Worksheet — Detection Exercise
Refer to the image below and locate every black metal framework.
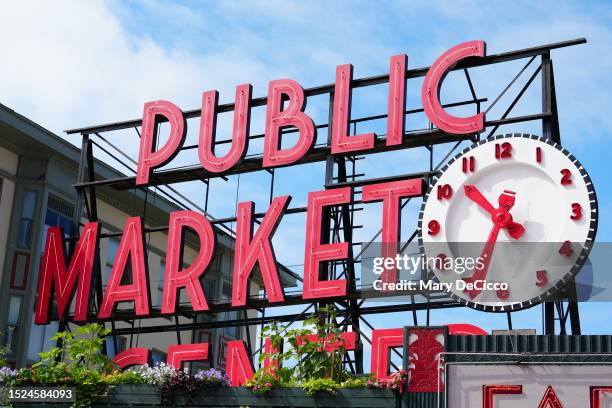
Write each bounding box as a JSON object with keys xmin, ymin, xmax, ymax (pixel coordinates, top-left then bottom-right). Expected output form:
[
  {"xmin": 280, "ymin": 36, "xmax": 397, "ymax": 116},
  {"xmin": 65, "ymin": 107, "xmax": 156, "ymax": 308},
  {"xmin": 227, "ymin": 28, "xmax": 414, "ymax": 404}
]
[{"xmin": 62, "ymin": 38, "xmax": 586, "ymax": 373}]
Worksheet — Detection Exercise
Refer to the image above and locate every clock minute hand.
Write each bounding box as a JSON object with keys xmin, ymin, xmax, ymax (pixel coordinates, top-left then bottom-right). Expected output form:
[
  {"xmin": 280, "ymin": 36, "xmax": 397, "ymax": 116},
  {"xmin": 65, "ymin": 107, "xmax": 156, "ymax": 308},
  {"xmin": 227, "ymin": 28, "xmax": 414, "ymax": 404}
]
[
  {"xmin": 464, "ymin": 222, "xmax": 501, "ymax": 299},
  {"xmin": 464, "ymin": 185, "xmax": 496, "ymax": 215}
]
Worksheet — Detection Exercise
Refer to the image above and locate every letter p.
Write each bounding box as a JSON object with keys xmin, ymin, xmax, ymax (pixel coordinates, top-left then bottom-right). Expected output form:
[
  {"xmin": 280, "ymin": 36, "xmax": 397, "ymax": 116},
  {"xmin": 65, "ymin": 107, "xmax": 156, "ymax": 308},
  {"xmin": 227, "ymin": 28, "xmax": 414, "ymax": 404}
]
[{"xmin": 136, "ymin": 101, "xmax": 186, "ymax": 185}]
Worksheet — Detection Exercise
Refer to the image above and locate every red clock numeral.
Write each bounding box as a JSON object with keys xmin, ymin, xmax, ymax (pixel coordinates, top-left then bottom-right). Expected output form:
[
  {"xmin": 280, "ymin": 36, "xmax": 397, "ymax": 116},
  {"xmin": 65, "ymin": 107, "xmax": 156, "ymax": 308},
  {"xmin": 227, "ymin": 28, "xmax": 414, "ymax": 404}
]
[
  {"xmin": 536, "ymin": 270, "xmax": 548, "ymax": 287},
  {"xmin": 570, "ymin": 203, "xmax": 582, "ymax": 220},
  {"xmin": 560, "ymin": 169, "xmax": 573, "ymax": 185},
  {"xmin": 427, "ymin": 220, "xmax": 440, "ymax": 236},
  {"xmin": 437, "ymin": 184, "xmax": 453, "ymax": 200},
  {"xmin": 495, "ymin": 142, "xmax": 512, "ymax": 159},
  {"xmin": 462, "ymin": 156, "xmax": 475, "ymax": 173},
  {"xmin": 435, "ymin": 253, "xmax": 449, "ymax": 271},
  {"xmin": 559, "ymin": 240, "xmax": 573, "ymax": 257},
  {"xmin": 496, "ymin": 287, "xmax": 510, "ymax": 300},
  {"xmin": 536, "ymin": 147, "xmax": 543, "ymax": 164}
]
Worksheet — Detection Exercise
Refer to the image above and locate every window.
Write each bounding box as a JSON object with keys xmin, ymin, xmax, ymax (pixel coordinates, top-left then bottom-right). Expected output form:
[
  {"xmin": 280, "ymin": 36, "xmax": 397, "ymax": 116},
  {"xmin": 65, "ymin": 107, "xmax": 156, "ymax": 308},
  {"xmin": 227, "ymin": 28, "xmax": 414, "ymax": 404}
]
[
  {"xmin": 157, "ymin": 261, "xmax": 165, "ymax": 306},
  {"xmin": 5, "ymin": 296, "xmax": 22, "ymax": 352},
  {"xmin": 151, "ymin": 349, "xmax": 166, "ymax": 366},
  {"xmin": 10, "ymin": 252, "xmax": 29, "ymax": 290},
  {"xmin": 40, "ymin": 194, "xmax": 74, "ymax": 250},
  {"xmin": 221, "ymin": 279, "xmax": 239, "ymax": 339},
  {"xmin": 17, "ymin": 191, "xmax": 37, "ymax": 249},
  {"xmin": 25, "ymin": 195, "xmax": 73, "ymax": 364},
  {"xmin": 105, "ymin": 336, "xmax": 127, "ymax": 357},
  {"xmin": 105, "ymin": 238, "xmax": 119, "ymax": 290}
]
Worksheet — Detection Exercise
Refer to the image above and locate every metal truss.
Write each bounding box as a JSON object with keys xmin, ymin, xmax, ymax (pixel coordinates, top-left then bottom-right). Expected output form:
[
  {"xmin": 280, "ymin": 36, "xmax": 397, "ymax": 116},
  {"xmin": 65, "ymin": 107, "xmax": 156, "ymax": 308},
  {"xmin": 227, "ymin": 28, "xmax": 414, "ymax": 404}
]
[{"xmin": 61, "ymin": 38, "xmax": 586, "ymax": 372}]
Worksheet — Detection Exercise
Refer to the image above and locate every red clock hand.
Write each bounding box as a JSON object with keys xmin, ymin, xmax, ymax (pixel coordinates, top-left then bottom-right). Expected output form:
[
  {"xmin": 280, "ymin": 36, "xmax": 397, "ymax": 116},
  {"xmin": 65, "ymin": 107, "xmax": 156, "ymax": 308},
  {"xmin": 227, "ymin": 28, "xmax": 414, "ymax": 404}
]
[
  {"xmin": 464, "ymin": 185, "xmax": 496, "ymax": 214},
  {"xmin": 463, "ymin": 190, "xmax": 523, "ymax": 299},
  {"xmin": 464, "ymin": 223, "xmax": 500, "ymax": 299},
  {"xmin": 464, "ymin": 187, "xmax": 526, "ymax": 240},
  {"xmin": 497, "ymin": 190, "xmax": 525, "ymax": 240},
  {"xmin": 506, "ymin": 222, "xmax": 525, "ymax": 240}
]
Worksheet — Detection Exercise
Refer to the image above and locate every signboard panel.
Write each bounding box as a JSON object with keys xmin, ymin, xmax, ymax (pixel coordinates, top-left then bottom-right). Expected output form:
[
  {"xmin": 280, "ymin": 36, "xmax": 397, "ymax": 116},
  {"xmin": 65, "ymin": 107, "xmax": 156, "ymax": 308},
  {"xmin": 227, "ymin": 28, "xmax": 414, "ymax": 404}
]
[{"xmin": 446, "ymin": 364, "xmax": 612, "ymax": 408}]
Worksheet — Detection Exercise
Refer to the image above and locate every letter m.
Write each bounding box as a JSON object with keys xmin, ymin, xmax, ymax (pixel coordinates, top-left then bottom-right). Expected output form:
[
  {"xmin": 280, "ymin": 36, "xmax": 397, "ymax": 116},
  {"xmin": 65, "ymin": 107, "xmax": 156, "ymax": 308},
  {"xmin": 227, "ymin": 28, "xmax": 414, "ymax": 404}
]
[{"xmin": 35, "ymin": 222, "xmax": 100, "ymax": 324}]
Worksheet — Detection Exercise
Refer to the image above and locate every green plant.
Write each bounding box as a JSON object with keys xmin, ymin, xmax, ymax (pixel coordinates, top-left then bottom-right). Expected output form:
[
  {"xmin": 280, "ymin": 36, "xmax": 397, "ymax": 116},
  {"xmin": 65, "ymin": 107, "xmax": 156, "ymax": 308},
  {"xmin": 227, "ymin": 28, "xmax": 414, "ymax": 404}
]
[
  {"xmin": 287, "ymin": 305, "xmax": 349, "ymax": 383},
  {"xmin": 27, "ymin": 323, "xmax": 114, "ymax": 408},
  {"xmin": 302, "ymin": 377, "xmax": 339, "ymax": 395},
  {"xmin": 104, "ymin": 370, "xmax": 149, "ymax": 385},
  {"xmin": 340, "ymin": 376, "xmax": 368, "ymax": 389},
  {"xmin": 37, "ymin": 323, "xmax": 113, "ymax": 371},
  {"xmin": 0, "ymin": 332, "xmax": 8, "ymax": 367},
  {"xmin": 247, "ymin": 305, "xmax": 359, "ymax": 394},
  {"xmin": 366, "ymin": 370, "xmax": 408, "ymax": 392},
  {"xmin": 244, "ymin": 371, "xmax": 280, "ymax": 394}
]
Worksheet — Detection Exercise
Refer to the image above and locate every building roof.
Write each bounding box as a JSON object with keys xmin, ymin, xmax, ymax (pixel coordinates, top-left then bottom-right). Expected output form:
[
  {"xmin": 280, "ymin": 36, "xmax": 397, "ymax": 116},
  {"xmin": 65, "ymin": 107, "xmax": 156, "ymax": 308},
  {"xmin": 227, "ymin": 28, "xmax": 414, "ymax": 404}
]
[{"xmin": 0, "ymin": 102, "xmax": 297, "ymax": 287}]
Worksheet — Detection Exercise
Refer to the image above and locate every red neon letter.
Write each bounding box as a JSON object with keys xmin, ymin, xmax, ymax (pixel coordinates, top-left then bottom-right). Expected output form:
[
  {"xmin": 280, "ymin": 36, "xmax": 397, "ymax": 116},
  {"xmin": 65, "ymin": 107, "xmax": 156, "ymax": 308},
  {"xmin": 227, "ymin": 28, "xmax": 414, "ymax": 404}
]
[
  {"xmin": 387, "ymin": 54, "xmax": 407, "ymax": 146},
  {"xmin": 362, "ymin": 178, "xmax": 422, "ymax": 285},
  {"xmin": 263, "ymin": 79, "xmax": 316, "ymax": 167},
  {"xmin": 483, "ymin": 385, "xmax": 523, "ymax": 408},
  {"xmin": 331, "ymin": 64, "xmax": 375, "ymax": 154},
  {"xmin": 232, "ymin": 196, "xmax": 290, "ymax": 306},
  {"xmin": 226, "ymin": 340, "xmax": 255, "ymax": 386},
  {"xmin": 35, "ymin": 222, "xmax": 100, "ymax": 324},
  {"xmin": 590, "ymin": 386, "xmax": 612, "ymax": 408},
  {"xmin": 263, "ymin": 337, "xmax": 282, "ymax": 376},
  {"xmin": 298, "ymin": 332, "xmax": 357, "ymax": 352},
  {"xmin": 161, "ymin": 211, "xmax": 215, "ymax": 314},
  {"xmin": 113, "ymin": 348, "xmax": 150, "ymax": 369},
  {"xmin": 303, "ymin": 188, "xmax": 351, "ymax": 299},
  {"xmin": 422, "ymin": 41, "xmax": 486, "ymax": 134},
  {"xmin": 537, "ymin": 386, "xmax": 564, "ymax": 408},
  {"xmin": 136, "ymin": 101, "xmax": 186, "ymax": 185},
  {"xmin": 370, "ymin": 328, "xmax": 403, "ymax": 380},
  {"xmin": 167, "ymin": 343, "xmax": 209, "ymax": 369},
  {"xmin": 99, "ymin": 217, "xmax": 150, "ymax": 318},
  {"xmin": 199, "ymin": 84, "xmax": 252, "ymax": 173},
  {"xmin": 447, "ymin": 323, "xmax": 487, "ymax": 336}
]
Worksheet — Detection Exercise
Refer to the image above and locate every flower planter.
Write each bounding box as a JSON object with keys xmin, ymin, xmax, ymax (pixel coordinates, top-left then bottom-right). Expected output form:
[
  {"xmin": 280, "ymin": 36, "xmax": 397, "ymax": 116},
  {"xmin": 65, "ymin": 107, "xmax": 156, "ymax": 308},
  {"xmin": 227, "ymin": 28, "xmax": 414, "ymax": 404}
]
[
  {"xmin": 11, "ymin": 385, "xmax": 397, "ymax": 407},
  {"xmin": 174, "ymin": 387, "xmax": 397, "ymax": 407}
]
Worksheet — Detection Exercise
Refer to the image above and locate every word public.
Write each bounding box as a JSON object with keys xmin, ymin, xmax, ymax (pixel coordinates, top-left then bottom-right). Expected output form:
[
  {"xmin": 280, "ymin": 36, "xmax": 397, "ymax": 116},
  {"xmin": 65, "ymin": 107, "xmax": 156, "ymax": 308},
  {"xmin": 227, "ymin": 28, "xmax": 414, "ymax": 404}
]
[{"xmin": 35, "ymin": 41, "xmax": 487, "ymax": 325}]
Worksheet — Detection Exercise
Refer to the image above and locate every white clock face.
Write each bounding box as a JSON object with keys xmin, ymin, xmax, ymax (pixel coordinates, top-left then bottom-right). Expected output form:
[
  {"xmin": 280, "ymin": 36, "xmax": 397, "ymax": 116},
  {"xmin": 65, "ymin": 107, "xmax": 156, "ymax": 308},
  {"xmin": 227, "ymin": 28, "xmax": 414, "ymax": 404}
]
[{"xmin": 418, "ymin": 134, "xmax": 597, "ymax": 311}]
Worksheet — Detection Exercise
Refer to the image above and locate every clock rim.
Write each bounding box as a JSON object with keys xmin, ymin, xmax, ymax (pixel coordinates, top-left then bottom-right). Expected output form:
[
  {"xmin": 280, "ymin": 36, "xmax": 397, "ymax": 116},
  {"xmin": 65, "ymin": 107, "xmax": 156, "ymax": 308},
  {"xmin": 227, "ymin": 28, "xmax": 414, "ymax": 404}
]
[{"xmin": 417, "ymin": 133, "xmax": 598, "ymax": 312}]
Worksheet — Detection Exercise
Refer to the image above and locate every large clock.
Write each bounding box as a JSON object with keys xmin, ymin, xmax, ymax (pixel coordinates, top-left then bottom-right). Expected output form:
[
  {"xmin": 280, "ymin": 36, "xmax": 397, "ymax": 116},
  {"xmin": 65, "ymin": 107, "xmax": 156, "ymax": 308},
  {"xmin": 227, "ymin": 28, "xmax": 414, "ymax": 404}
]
[{"xmin": 418, "ymin": 133, "xmax": 597, "ymax": 311}]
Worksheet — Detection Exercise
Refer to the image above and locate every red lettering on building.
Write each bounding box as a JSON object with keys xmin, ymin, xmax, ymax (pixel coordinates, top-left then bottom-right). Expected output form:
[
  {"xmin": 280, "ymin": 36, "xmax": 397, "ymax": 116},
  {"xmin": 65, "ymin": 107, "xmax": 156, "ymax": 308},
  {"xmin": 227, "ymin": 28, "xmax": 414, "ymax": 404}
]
[
  {"xmin": 263, "ymin": 79, "xmax": 316, "ymax": 167},
  {"xmin": 422, "ymin": 41, "xmax": 486, "ymax": 134},
  {"xmin": 362, "ymin": 178, "xmax": 422, "ymax": 285},
  {"xmin": 35, "ymin": 222, "xmax": 100, "ymax": 324},
  {"xmin": 303, "ymin": 188, "xmax": 351, "ymax": 299},
  {"xmin": 370, "ymin": 328, "xmax": 404, "ymax": 380},
  {"xmin": 199, "ymin": 84, "xmax": 252, "ymax": 172},
  {"xmin": 331, "ymin": 64, "xmax": 375, "ymax": 154},
  {"xmin": 232, "ymin": 196, "xmax": 290, "ymax": 306},
  {"xmin": 482, "ymin": 385, "xmax": 523, "ymax": 408},
  {"xmin": 161, "ymin": 211, "xmax": 215, "ymax": 314},
  {"xmin": 167, "ymin": 343, "xmax": 209, "ymax": 369},
  {"xmin": 99, "ymin": 217, "xmax": 150, "ymax": 319},
  {"xmin": 112, "ymin": 348, "xmax": 150, "ymax": 369},
  {"xmin": 136, "ymin": 101, "xmax": 186, "ymax": 185},
  {"xmin": 225, "ymin": 340, "xmax": 255, "ymax": 386},
  {"xmin": 386, "ymin": 54, "xmax": 408, "ymax": 146}
]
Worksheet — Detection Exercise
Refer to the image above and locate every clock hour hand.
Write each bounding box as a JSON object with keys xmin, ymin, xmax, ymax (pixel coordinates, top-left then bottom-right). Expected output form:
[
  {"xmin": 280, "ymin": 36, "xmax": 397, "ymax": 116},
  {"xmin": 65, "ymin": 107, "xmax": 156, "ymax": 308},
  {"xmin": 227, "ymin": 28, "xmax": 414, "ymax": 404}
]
[
  {"xmin": 498, "ymin": 190, "xmax": 515, "ymax": 211},
  {"xmin": 464, "ymin": 185, "xmax": 496, "ymax": 215},
  {"xmin": 497, "ymin": 190, "xmax": 525, "ymax": 240},
  {"xmin": 506, "ymin": 222, "xmax": 525, "ymax": 240}
]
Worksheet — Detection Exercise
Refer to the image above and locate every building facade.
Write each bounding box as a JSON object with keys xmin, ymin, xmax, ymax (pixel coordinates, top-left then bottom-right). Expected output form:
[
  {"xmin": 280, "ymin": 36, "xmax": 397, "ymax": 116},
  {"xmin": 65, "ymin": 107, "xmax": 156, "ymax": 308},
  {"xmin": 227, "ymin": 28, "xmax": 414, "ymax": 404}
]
[{"xmin": 0, "ymin": 103, "xmax": 278, "ymax": 368}]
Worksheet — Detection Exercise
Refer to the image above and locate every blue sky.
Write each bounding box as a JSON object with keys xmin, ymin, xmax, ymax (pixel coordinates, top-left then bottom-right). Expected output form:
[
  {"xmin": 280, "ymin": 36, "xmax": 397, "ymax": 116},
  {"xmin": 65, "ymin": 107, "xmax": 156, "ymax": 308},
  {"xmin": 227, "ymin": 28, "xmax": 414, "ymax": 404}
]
[{"xmin": 1, "ymin": 1, "xmax": 612, "ymax": 344}]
